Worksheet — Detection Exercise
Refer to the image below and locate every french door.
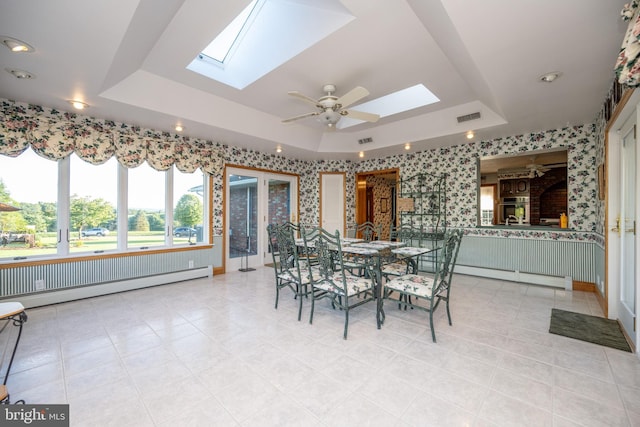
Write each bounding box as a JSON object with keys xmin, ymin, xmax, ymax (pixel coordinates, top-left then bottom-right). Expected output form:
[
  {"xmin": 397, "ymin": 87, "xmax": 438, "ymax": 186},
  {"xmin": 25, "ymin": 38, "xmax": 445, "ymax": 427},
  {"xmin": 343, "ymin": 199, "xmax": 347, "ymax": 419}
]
[
  {"xmin": 225, "ymin": 167, "xmax": 298, "ymax": 271},
  {"xmin": 617, "ymin": 115, "xmax": 637, "ymax": 347}
]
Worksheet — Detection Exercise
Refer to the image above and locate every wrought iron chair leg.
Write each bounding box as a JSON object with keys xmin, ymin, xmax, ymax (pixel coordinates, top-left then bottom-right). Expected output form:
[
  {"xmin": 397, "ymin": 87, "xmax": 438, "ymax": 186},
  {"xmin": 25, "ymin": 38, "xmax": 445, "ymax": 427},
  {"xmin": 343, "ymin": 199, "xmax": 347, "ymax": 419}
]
[
  {"xmin": 3, "ymin": 312, "xmax": 26, "ymax": 386},
  {"xmin": 429, "ymin": 309, "xmax": 436, "ymax": 343},
  {"xmin": 343, "ymin": 310, "xmax": 349, "ymax": 339}
]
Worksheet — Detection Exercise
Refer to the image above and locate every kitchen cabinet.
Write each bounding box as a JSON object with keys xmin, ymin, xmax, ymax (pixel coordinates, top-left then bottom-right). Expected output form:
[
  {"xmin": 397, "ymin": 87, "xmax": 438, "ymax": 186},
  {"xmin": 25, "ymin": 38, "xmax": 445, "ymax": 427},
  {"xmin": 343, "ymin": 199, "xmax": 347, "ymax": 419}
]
[{"xmin": 500, "ymin": 178, "xmax": 529, "ymax": 197}]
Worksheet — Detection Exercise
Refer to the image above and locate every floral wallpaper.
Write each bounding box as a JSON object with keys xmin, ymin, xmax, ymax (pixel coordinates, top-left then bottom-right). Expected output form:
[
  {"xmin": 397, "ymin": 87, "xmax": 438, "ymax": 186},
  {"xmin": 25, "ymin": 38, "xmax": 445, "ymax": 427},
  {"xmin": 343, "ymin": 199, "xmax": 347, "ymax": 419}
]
[
  {"xmin": 367, "ymin": 175, "xmax": 393, "ymax": 240},
  {"xmin": 1, "ymin": 98, "xmax": 603, "ymax": 246}
]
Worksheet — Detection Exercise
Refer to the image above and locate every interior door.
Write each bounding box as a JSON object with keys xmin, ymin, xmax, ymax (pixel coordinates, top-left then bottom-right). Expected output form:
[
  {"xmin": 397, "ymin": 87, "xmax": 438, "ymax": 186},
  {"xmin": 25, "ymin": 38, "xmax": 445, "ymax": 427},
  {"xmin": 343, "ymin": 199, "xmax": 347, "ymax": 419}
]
[
  {"xmin": 618, "ymin": 117, "xmax": 637, "ymax": 347},
  {"xmin": 225, "ymin": 167, "xmax": 298, "ymax": 271},
  {"xmin": 320, "ymin": 172, "xmax": 345, "ymax": 235}
]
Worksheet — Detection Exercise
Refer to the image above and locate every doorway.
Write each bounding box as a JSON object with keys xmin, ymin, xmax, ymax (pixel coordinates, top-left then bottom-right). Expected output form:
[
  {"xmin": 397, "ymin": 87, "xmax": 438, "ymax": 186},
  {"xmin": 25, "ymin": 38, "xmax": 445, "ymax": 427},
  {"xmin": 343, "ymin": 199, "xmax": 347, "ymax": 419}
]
[
  {"xmin": 225, "ymin": 166, "xmax": 298, "ymax": 271},
  {"xmin": 355, "ymin": 169, "xmax": 399, "ymax": 240}
]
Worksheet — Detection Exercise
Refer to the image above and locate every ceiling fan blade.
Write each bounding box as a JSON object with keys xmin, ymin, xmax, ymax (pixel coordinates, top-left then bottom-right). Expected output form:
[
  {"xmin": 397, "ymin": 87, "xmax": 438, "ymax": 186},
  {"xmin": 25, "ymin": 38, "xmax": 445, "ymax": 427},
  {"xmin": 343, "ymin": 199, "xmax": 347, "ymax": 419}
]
[
  {"xmin": 288, "ymin": 91, "xmax": 319, "ymax": 107},
  {"xmin": 344, "ymin": 109, "xmax": 380, "ymax": 123},
  {"xmin": 336, "ymin": 86, "xmax": 369, "ymax": 109},
  {"xmin": 281, "ymin": 111, "xmax": 318, "ymax": 123}
]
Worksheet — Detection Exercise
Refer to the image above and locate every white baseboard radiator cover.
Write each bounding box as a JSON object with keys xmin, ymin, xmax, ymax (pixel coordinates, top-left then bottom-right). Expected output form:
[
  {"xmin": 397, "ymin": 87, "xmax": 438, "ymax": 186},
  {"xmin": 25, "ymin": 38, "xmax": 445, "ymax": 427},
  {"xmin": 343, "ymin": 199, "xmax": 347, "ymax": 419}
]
[
  {"xmin": 0, "ymin": 250, "xmax": 213, "ymax": 308},
  {"xmin": 456, "ymin": 235, "xmax": 597, "ymax": 288}
]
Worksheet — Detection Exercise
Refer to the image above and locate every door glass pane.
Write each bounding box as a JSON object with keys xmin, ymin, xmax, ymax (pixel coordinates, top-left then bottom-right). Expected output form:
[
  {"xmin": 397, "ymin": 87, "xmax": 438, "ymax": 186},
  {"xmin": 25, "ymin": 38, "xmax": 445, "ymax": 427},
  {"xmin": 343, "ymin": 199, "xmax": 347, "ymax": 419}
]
[
  {"xmin": 0, "ymin": 148, "xmax": 58, "ymax": 259},
  {"xmin": 70, "ymin": 154, "xmax": 118, "ymax": 253},
  {"xmin": 128, "ymin": 163, "xmax": 166, "ymax": 248},
  {"xmin": 173, "ymin": 167, "xmax": 204, "ymax": 244},
  {"xmin": 229, "ymin": 174, "xmax": 257, "ymax": 259}
]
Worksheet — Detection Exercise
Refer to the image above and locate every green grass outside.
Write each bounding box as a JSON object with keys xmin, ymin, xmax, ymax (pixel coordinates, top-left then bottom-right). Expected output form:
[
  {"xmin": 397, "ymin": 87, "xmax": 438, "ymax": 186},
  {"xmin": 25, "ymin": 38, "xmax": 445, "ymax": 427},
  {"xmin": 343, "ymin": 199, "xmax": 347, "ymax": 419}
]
[{"xmin": 0, "ymin": 231, "xmax": 197, "ymax": 258}]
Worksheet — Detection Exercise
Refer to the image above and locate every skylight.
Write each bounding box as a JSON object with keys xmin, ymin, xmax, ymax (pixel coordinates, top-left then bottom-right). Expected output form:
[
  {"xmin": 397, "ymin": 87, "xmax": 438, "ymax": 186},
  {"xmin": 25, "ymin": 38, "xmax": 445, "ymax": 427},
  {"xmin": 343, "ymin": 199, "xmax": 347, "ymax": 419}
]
[
  {"xmin": 188, "ymin": 0, "xmax": 355, "ymax": 90},
  {"xmin": 337, "ymin": 84, "xmax": 440, "ymax": 129},
  {"xmin": 200, "ymin": 0, "xmax": 260, "ymax": 64}
]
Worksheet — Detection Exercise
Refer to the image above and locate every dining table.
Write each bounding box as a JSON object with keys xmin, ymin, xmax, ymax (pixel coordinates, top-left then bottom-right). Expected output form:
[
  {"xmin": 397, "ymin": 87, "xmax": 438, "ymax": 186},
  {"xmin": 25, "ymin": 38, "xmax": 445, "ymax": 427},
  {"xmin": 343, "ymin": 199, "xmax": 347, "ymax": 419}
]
[{"xmin": 296, "ymin": 237, "xmax": 435, "ymax": 329}]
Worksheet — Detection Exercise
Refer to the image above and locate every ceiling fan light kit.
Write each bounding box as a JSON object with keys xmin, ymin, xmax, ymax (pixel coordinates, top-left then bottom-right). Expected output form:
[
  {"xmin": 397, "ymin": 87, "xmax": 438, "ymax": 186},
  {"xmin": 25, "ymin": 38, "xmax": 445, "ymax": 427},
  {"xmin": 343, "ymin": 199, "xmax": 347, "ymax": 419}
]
[
  {"xmin": 282, "ymin": 84, "xmax": 380, "ymax": 128},
  {"xmin": 317, "ymin": 109, "xmax": 341, "ymax": 125}
]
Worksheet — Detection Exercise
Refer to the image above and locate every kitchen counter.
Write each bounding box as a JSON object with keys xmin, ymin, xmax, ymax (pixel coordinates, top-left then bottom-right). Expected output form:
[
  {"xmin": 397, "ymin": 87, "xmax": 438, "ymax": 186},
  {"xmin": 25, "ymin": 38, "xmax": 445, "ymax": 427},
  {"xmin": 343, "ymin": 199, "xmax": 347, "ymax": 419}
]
[{"xmin": 478, "ymin": 225, "xmax": 573, "ymax": 231}]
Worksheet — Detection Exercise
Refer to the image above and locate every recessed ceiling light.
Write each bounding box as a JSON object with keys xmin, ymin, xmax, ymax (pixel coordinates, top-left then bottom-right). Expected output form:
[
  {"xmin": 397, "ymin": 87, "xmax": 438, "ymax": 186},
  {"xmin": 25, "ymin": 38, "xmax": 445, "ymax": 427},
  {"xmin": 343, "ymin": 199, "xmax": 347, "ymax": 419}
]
[
  {"xmin": 2, "ymin": 37, "xmax": 35, "ymax": 53},
  {"xmin": 68, "ymin": 100, "xmax": 88, "ymax": 110},
  {"xmin": 5, "ymin": 68, "xmax": 34, "ymax": 79},
  {"xmin": 359, "ymin": 151, "xmax": 364, "ymax": 158},
  {"xmin": 276, "ymin": 146, "xmax": 282, "ymax": 153},
  {"xmin": 175, "ymin": 124, "xmax": 184, "ymax": 132},
  {"xmin": 466, "ymin": 130, "xmax": 474, "ymax": 139},
  {"xmin": 404, "ymin": 143, "xmax": 411, "ymax": 150},
  {"xmin": 539, "ymin": 72, "xmax": 561, "ymax": 83}
]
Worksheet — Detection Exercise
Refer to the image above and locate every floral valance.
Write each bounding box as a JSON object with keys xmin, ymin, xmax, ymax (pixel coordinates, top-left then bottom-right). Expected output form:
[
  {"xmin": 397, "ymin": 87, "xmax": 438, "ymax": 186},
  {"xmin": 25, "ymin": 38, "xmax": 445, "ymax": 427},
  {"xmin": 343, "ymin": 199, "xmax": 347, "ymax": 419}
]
[
  {"xmin": 616, "ymin": 1, "xmax": 640, "ymax": 87},
  {"xmin": 0, "ymin": 100, "xmax": 224, "ymax": 175}
]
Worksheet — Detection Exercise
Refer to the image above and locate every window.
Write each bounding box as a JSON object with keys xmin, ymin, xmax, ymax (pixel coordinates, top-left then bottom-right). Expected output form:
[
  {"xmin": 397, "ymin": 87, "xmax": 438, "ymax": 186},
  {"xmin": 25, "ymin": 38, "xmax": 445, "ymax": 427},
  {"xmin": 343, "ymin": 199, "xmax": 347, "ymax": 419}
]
[
  {"xmin": 480, "ymin": 185, "xmax": 494, "ymax": 226},
  {"xmin": 173, "ymin": 167, "xmax": 205, "ymax": 244},
  {"xmin": 0, "ymin": 148, "xmax": 58, "ymax": 259},
  {"xmin": 70, "ymin": 154, "xmax": 118, "ymax": 253},
  {"xmin": 127, "ymin": 163, "xmax": 166, "ymax": 249},
  {"xmin": 1, "ymin": 151, "xmax": 209, "ymax": 262}
]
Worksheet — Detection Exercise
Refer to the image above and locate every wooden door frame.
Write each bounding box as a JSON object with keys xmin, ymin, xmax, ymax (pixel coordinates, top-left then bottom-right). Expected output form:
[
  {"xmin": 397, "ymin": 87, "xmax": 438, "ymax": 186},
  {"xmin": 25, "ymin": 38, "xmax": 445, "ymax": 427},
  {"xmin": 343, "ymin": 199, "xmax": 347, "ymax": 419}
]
[{"xmin": 355, "ymin": 168, "xmax": 400, "ymax": 228}]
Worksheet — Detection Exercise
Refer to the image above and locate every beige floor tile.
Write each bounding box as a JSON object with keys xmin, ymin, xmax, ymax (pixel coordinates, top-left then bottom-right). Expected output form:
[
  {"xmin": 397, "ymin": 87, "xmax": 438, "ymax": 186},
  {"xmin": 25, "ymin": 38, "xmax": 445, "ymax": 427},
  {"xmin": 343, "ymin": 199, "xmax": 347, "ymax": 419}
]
[{"xmin": 5, "ymin": 269, "xmax": 638, "ymax": 426}]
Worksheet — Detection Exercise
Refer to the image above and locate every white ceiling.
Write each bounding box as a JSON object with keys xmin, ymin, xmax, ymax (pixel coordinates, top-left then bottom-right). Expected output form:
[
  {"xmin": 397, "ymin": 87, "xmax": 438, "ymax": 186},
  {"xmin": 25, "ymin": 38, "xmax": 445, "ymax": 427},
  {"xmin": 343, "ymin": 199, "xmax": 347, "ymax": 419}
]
[{"xmin": 0, "ymin": 0, "xmax": 629, "ymax": 161}]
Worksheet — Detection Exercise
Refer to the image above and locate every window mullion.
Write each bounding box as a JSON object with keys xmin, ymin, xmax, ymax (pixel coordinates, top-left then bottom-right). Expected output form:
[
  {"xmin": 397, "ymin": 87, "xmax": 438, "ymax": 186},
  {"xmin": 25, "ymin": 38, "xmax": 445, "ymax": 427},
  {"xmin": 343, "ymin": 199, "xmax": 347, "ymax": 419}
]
[{"xmin": 58, "ymin": 156, "xmax": 70, "ymax": 256}]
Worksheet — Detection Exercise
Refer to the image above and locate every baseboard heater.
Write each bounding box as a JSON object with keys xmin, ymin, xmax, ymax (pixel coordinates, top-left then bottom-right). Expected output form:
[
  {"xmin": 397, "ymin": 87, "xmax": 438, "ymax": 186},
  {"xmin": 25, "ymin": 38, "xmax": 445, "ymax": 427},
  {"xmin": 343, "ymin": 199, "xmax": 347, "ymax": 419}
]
[
  {"xmin": 1, "ymin": 267, "xmax": 212, "ymax": 309},
  {"xmin": 455, "ymin": 265, "xmax": 571, "ymax": 289}
]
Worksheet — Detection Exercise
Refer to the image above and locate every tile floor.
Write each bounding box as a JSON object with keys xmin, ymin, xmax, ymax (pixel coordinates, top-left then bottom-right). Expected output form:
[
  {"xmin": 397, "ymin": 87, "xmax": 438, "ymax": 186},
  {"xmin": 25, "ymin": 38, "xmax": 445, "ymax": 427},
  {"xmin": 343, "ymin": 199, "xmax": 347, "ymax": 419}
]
[{"xmin": 2, "ymin": 267, "xmax": 640, "ymax": 426}]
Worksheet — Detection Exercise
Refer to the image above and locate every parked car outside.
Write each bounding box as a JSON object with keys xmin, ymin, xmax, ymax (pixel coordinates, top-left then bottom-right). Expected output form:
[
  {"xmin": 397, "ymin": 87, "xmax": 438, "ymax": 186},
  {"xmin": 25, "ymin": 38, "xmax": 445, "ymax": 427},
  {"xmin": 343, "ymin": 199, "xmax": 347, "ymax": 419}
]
[
  {"xmin": 81, "ymin": 227, "xmax": 110, "ymax": 237},
  {"xmin": 173, "ymin": 227, "xmax": 196, "ymax": 237}
]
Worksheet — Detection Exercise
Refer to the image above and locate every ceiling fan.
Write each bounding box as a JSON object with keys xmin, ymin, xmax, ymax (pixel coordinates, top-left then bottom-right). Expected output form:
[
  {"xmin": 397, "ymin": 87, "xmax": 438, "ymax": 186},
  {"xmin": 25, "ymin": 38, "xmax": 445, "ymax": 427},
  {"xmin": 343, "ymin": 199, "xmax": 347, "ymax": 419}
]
[
  {"xmin": 282, "ymin": 84, "xmax": 380, "ymax": 128},
  {"xmin": 525, "ymin": 156, "xmax": 552, "ymax": 178}
]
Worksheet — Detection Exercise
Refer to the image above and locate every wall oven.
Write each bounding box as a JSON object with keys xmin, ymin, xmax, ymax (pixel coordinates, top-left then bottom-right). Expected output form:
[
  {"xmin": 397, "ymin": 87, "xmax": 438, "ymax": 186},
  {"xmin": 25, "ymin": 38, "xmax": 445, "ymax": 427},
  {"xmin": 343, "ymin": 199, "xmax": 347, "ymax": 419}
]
[{"xmin": 499, "ymin": 196, "xmax": 529, "ymax": 224}]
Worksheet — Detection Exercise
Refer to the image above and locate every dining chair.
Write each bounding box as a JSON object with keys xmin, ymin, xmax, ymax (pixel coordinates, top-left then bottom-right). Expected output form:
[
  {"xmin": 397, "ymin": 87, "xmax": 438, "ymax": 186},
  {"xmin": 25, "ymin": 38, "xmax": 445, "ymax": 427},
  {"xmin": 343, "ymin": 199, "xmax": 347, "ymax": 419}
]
[
  {"xmin": 354, "ymin": 221, "xmax": 381, "ymax": 241},
  {"xmin": 267, "ymin": 223, "xmax": 314, "ymax": 321},
  {"xmin": 383, "ymin": 228, "xmax": 463, "ymax": 342},
  {"xmin": 302, "ymin": 226, "xmax": 376, "ymax": 339},
  {"xmin": 343, "ymin": 221, "xmax": 382, "ymax": 276},
  {"xmin": 0, "ymin": 302, "xmax": 27, "ymax": 404},
  {"xmin": 382, "ymin": 224, "xmax": 422, "ymax": 281}
]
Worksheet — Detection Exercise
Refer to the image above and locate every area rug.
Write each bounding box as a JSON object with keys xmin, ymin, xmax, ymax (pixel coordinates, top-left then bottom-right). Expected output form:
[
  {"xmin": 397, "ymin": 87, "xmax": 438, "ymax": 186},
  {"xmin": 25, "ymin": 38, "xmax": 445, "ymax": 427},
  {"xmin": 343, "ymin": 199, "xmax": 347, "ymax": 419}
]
[{"xmin": 549, "ymin": 308, "xmax": 632, "ymax": 352}]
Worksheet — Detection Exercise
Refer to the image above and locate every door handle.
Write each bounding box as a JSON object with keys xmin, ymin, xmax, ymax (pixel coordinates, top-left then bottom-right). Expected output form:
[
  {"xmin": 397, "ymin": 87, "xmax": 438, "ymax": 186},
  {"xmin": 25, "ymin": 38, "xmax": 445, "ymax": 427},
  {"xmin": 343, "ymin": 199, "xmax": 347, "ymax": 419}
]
[
  {"xmin": 612, "ymin": 217, "xmax": 637, "ymax": 234},
  {"xmin": 611, "ymin": 217, "xmax": 621, "ymax": 235},
  {"xmin": 625, "ymin": 219, "xmax": 636, "ymax": 234}
]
